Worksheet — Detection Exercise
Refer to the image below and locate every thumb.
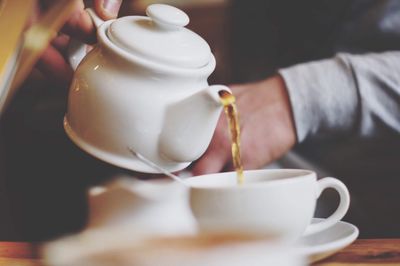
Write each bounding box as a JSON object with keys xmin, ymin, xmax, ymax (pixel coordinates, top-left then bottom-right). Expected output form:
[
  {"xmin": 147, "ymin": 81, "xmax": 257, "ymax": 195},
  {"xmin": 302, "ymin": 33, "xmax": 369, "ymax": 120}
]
[{"xmin": 94, "ymin": 0, "xmax": 122, "ymax": 20}]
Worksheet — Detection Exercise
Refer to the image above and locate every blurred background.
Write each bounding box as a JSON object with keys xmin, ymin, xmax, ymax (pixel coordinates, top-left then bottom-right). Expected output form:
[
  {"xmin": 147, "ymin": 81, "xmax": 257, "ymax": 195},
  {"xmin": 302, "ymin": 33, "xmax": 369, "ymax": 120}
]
[{"xmin": 1, "ymin": 0, "xmax": 399, "ymax": 241}]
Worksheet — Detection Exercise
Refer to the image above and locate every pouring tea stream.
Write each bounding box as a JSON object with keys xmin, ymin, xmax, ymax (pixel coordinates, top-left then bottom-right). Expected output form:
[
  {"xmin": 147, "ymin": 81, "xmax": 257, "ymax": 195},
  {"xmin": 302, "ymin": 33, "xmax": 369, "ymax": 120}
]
[{"xmin": 64, "ymin": 4, "xmax": 232, "ymax": 173}]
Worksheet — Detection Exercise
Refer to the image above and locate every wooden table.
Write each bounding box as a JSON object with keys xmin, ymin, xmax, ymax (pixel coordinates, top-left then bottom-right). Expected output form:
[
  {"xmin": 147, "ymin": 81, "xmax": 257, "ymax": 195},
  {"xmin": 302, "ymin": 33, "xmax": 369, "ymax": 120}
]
[
  {"xmin": 0, "ymin": 239, "xmax": 399, "ymax": 265},
  {"xmin": 314, "ymin": 239, "xmax": 400, "ymax": 265}
]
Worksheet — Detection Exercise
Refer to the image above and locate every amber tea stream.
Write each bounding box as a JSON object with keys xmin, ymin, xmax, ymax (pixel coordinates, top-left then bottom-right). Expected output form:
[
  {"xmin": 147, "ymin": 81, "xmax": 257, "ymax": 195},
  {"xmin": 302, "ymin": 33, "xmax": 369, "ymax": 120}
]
[{"xmin": 218, "ymin": 90, "xmax": 244, "ymax": 185}]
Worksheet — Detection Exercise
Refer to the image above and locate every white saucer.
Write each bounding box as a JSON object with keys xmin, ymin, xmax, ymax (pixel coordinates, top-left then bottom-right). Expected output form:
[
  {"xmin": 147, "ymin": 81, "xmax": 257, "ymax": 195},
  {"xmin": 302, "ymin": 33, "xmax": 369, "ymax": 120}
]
[{"xmin": 296, "ymin": 218, "xmax": 359, "ymax": 262}]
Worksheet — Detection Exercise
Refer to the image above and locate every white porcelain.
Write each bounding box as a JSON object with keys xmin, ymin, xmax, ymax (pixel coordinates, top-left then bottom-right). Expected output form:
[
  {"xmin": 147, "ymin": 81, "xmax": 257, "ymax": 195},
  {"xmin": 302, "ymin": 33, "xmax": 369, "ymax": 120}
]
[
  {"xmin": 87, "ymin": 177, "xmax": 196, "ymax": 237},
  {"xmin": 42, "ymin": 174, "xmax": 356, "ymax": 266},
  {"xmin": 44, "ymin": 229, "xmax": 306, "ymax": 266},
  {"xmin": 65, "ymin": 4, "xmax": 230, "ymax": 173},
  {"xmin": 297, "ymin": 218, "xmax": 359, "ymax": 262},
  {"xmin": 44, "ymin": 176, "xmax": 306, "ymax": 265},
  {"xmin": 43, "ymin": 217, "xmax": 355, "ymax": 266},
  {"xmin": 108, "ymin": 4, "xmax": 210, "ymax": 68},
  {"xmin": 186, "ymin": 169, "xmax": 350, "ymax": 242}
]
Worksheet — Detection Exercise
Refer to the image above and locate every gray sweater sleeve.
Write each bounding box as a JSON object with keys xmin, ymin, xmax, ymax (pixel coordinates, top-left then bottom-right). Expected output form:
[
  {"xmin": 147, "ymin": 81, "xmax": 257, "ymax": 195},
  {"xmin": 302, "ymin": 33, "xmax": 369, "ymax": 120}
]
[{"xmin": 279, "ymin": 51, "xmax": 400, "ymax": 142}]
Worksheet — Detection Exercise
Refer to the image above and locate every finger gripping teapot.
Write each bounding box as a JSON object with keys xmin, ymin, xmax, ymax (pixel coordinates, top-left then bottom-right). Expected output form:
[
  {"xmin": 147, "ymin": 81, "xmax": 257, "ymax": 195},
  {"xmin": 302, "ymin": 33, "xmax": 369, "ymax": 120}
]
[{"xmin": 64, "ymin": 4, "xmax": 231, "ymax": 173}]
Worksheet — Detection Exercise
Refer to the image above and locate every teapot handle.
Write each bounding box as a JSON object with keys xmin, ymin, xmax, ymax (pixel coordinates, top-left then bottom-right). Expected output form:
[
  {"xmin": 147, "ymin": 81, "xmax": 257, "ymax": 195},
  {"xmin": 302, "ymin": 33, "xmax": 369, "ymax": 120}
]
[{"xmin": 68, "ymin": 8, "xmax": 105, "ymax": 70}]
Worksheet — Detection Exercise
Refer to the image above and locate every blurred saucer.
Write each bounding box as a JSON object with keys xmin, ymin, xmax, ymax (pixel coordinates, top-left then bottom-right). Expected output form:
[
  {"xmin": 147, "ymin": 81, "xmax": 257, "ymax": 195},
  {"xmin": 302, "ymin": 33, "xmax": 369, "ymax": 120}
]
[
  {"xmin": 296, "ymin": 218, "xmax": 359, "ymax": 262},
  {"xmin": 43, "ymin": 218, "xmax": 357, "ymax": 265},
  {"xmin": 43, "ymin": 230, "xmax": 306, "ymax": 266}
]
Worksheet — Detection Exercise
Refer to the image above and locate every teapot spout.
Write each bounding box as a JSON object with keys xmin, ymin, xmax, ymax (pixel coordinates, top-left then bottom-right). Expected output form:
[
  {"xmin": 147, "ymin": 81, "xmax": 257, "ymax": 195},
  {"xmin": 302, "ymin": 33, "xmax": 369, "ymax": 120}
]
[{"xmin": 159, "ymin": 85, "xmax": 231, "ymax": 163}]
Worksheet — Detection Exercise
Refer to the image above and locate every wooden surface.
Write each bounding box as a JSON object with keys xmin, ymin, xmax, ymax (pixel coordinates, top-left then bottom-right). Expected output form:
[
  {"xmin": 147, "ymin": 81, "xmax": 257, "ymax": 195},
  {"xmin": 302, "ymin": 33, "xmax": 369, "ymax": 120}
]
[
  {"xmin": 315, "ymin": 239, "xmax": 400, "ymax": 265},
  {"xmin": 0, "ymin": 239, "xmax": 399, "ymax": 265}
]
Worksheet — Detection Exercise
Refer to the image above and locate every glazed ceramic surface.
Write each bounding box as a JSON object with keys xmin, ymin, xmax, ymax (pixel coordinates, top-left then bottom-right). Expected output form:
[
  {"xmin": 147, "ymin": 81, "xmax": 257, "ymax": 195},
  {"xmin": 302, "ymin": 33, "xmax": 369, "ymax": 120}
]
[
  {"xmin": 297, "ymin": 218, "xmax": 359, "ymax": 262},
  {"xmin": 186, "ymin": 169, "xmax": 350, "ymax": 241},
  {"xmin": 65, "ymin": 5, "xmax": 230, "ymax": 172},
  {"xmin": 43, "ymin": 174, "xmax": 356, "ymax": 266}
]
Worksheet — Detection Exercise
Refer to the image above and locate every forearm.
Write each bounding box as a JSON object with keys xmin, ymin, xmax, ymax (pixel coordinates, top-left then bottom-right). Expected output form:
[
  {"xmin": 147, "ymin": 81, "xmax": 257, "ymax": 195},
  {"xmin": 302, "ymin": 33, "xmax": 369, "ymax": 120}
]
[{"xmin": 279, "ymin": 51, "xmax": 400, "ymax": 142}]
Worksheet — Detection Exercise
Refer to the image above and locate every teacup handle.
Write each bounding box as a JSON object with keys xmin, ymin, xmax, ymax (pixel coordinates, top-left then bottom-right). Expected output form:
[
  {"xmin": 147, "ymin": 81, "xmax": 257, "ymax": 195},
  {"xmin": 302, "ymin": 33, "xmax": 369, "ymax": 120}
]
[
  {"xmin": 68, "ymin": 8, "xmax": 105, "ymax": 70},
  {"xmin": 304, "ymin": 177, "xmax": 350, "ymax": 235}
]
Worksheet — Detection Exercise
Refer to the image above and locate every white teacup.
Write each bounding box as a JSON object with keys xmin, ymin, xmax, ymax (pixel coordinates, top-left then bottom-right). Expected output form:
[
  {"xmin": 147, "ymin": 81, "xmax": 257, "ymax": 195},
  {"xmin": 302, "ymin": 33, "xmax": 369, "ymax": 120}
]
[{"xmin": 186, "ymin": 169, "xmax": 350, "ymax": 241}]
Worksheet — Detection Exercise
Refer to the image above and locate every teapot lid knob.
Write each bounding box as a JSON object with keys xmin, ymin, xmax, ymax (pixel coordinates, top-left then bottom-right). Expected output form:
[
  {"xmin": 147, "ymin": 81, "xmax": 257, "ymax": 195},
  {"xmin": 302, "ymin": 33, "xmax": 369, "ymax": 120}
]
[
  {"xmin": 146, "ymin": 4, "xmax": 189, "ymax": 30},
  {"xmin": 106, "ymin": 4, "xmax": 211, "ymax": 68}
]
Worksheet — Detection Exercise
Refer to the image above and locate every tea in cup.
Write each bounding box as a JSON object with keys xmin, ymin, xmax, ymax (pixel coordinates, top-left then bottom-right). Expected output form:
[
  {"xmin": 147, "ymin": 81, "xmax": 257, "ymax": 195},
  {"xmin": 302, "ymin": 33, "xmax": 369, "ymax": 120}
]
[{"xmin": 186, "ymin": 169, "xmax": 350, "ymax": 241}]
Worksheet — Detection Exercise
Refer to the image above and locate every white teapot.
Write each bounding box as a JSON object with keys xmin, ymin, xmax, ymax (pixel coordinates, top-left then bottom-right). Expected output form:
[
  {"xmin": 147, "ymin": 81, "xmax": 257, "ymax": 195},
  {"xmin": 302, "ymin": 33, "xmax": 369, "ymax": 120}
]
[{"xmin": 64, "ymin": 4, "xmax": 231, "ymax": 173}]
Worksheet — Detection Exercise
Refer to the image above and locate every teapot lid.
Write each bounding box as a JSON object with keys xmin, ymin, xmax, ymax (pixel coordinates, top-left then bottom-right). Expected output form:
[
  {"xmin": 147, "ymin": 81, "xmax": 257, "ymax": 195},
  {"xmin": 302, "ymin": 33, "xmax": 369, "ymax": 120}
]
[{"xmin": 107, "ymin": 4, "xmax": 212, "ymax": 68}]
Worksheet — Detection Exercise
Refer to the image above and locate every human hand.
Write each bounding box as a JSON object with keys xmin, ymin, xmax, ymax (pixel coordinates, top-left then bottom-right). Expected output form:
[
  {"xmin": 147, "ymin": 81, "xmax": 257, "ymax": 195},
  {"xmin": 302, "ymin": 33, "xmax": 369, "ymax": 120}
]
[
  {"xmin": 191, "ymin": 75, "xmax": 297, "ymax": 175},
  {"xmin": 34, "ymin": 0, "xmax": 123, "ymax": 84}
]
